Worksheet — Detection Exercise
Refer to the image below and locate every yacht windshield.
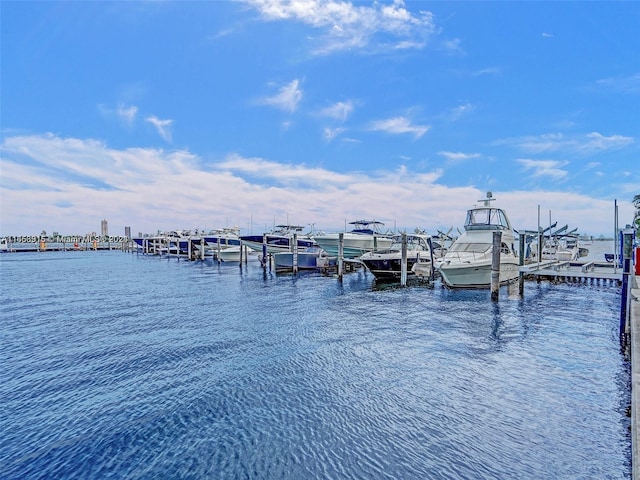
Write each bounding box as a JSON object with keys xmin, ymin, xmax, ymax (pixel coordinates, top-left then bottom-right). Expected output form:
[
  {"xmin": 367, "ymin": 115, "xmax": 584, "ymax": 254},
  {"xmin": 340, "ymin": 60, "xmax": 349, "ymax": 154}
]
[
  {"xmin": 449, "ymin": 242, "xmax": 491, "ymax": 253},
  {"xmin": 389, "ymin": 235, "xmax": 429, "ymax": 251}
]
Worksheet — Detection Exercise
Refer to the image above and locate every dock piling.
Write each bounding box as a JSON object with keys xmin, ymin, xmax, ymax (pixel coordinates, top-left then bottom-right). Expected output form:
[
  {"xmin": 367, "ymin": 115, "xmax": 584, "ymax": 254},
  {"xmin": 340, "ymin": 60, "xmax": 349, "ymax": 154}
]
[
  {"xmin": 491, "ymin": 231, "xmax": 502, "ymax": 301},
  {"xmin": 338, "ymin": 232, "xmax": 344, "ymax": 282},
  {"xmin": 400, "ymin": 233, "xmax": 407, "ymax": 286}
]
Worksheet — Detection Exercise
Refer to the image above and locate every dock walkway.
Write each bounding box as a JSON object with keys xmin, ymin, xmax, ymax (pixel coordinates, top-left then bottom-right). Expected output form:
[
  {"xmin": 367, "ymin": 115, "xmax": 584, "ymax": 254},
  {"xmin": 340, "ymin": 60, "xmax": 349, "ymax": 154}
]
[{"xmin": 519, "ymin": 260, "xmax": 622, "ymax": 282}]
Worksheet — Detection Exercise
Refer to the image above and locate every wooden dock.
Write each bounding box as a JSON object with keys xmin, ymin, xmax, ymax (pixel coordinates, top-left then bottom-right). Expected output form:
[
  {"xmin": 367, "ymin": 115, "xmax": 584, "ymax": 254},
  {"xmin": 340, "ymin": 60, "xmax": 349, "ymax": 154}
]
[{"xmin": 519, "ymin": 260, "xmax": 622, "ymax": 283}]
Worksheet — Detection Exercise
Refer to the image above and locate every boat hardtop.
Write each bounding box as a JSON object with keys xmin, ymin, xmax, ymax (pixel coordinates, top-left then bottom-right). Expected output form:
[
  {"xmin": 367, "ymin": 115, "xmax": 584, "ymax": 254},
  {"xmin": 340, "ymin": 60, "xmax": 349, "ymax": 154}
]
[
  {"xmin": 346, "ymin": 220, "xmax": 387, "ymax": 235},
  {"xmin": 463, "ymin": 194, "xmax": 512, "ymax": 232}
]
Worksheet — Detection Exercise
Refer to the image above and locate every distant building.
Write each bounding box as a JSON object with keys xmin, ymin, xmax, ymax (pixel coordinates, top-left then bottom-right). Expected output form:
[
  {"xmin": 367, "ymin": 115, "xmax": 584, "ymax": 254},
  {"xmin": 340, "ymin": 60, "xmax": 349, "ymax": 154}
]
[
  {"xmin": 101, "ymin": 219, "xmax": 108, "ymax": 236},
  {"xmin": 124, "ymin": 226, "xmax": 131, "ymax": 239}
]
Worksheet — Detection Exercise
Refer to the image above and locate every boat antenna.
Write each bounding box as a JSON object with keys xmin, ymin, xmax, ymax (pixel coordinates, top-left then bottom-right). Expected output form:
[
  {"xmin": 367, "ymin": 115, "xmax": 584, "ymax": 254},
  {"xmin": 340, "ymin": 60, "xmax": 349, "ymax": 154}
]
[{"xmin": 479, "ymin": 191, "xmax": 495, "ymax": 207}]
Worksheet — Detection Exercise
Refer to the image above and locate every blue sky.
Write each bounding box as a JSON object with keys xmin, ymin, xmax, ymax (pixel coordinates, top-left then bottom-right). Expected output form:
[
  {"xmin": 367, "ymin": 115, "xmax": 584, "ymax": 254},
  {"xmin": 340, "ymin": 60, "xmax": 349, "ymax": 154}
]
[{"xmin": 1, "ymin": 1, "xmax": 638, "ymax": 238}]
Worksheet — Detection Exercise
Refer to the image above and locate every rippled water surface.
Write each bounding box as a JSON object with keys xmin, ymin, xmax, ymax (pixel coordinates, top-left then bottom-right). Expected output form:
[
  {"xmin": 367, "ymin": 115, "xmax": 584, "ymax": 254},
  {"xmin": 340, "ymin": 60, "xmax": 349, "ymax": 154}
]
[{"xmin": 0, "ymin": 247, "xmax": 631, "ymax": 479}]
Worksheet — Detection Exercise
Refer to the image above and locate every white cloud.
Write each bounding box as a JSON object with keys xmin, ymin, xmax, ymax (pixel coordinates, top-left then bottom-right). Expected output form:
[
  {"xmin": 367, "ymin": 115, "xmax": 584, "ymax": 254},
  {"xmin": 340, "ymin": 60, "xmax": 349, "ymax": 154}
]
[
  {"xmin": 439, "ymin": 38, "xmax": 464, "ymax": 56},
  {"xmin": 261, "ymin": 79, "xmax": 303, "ymax": 113},
  {"xmin": 448, "ymin": 102, "xmax": 475, "ymax": 121},
  {"xmin": 323, "ymin": 127, "xmax": 346, "ymax": 141},
  {"xmin": 369, "ymin": 116, "xmax": 430, "ymax": 139},
  {"xmin": 581, "ymin": 132, "xmax": 634, "ymax": 153},
  {"xmin": 594, "ymin": 72, "xmax": 640, "ymax": 94},
  {"xmin": 318, "ymin": 100, "xmax": 354, "ymax": 121},
  {"xmin": 0, "ymin": 133, "xmax": 633, "ymax": 237},
  {"xmin": 117, "ymin": 103, "xmax": 138, "ymax": 126},
  {"xmin": 498, "ymin": 132, "xmax": 634, "ymax": 155},
  {"xmin": 146, "ymin": 116, "xmax": 173, "ymax": 142},
  {"xmin": 438, "ymin": 151, "xmax": 481, "ymax": 162},
  {"xmin": 517, "ymin": 159, "xmax": 568, "ymax": 180},
  {"xmin": 471, "ymin": 67, "xmax": 501, "ymax": 77},
  {"xmin": 244, "ymin": 0, "xmax": 435, "ymax": 55}
]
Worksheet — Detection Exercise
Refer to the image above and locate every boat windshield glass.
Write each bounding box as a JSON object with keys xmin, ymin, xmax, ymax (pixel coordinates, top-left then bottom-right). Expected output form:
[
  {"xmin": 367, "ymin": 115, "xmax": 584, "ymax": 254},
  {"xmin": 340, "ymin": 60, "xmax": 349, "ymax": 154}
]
[
  {"xmin": 449, "ymin": 242, "xmax": 491, "ymax": 253},
  {"xmin": 465, "ymin": 208, "xmax": 510, "ymax": 229},
  {"xmin": 390, "ymin": 236, "xmax": 429, "ymax": 251}
]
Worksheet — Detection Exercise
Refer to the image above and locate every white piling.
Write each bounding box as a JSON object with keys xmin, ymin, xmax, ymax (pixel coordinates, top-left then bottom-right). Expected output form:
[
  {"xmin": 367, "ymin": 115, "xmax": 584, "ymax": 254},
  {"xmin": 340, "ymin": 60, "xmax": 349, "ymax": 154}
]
[
  {"xmin": 338, "ymin": 232, "xmax": 344, "ymax": 282},
  {"xmin": 292, "ymin": 232, "xmax": 298, "ymax": 274},
  {"xmin": 400, "ymin": 232, "xmax": 408, "ymax": 286},
  {"xmin": 491, "ymin": 231, "xmax": 502, "ymax": 301}
]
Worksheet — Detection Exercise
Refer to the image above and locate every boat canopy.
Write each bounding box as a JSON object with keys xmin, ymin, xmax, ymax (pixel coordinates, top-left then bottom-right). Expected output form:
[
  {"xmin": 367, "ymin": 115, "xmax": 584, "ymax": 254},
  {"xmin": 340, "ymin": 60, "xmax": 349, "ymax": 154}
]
[{"xmin": 464, "ymin": 207, "xmax": 511, "ymax": 231}]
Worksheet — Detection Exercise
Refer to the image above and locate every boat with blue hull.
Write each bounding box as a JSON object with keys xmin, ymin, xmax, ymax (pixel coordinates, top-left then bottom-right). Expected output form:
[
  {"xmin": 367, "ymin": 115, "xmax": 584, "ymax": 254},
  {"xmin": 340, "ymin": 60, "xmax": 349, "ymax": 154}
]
[{"xmin": 240, "ymin": 225, "xmax": 317, "ymax": 254}]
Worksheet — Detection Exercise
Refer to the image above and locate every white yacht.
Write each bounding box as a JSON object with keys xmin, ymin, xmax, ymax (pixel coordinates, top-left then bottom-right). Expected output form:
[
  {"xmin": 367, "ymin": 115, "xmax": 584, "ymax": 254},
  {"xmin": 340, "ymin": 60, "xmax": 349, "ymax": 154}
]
[
  {"xmin": 313, "ymin": 220, "xmax": 393, "ymax": 259},
  {"xmin": 437, "ymin": 192, "xmax": 519, "ymax": 288}
]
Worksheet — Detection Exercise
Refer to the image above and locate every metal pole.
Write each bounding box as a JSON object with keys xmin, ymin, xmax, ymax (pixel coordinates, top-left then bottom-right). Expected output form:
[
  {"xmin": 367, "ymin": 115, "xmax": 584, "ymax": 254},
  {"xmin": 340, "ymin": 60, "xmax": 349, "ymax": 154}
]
[{"xmin": 491, "ymin": 231, "xmax": 502, "ymax": 301}]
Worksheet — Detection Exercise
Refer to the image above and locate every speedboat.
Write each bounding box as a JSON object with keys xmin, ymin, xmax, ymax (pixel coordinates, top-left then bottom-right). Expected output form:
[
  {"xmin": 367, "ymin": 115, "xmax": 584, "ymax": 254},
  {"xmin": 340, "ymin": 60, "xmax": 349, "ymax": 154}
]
[
  {"xmin": 203, "ymin": 227, "xmax": 242, "ymax": 249},
  {"xmin": 437, "ymin": 192, "xmax": 519, "ymax": 288},
  {"xmin": 273, "ymin": 246, "xmax": 325, "ymax": 270},
  {"xmin": 313, "ymin": 220, "xmax": 393, "ymax": 258},
  {"xmin": 202, "ymin": 227, "xmax": 256, "ymax": 261},
  {"xmin": 240, "ymin": 225, "xmax": 317, "ymax": 254},
  {"xmin": 360, "ymin": 232, "xmax": 437, "ymax": 280}
]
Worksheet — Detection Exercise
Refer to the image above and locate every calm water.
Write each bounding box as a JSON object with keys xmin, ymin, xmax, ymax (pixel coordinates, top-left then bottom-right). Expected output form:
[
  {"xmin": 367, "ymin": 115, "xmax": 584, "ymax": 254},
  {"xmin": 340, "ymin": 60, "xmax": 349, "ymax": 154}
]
[{"xmin": 0, "ymin": 243, "xmax": 630, "ymax": 479}]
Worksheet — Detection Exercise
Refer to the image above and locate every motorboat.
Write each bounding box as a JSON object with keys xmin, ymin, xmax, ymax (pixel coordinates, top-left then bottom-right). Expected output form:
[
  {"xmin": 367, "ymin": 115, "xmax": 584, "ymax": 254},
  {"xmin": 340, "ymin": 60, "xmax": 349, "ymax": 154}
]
[
  {"xmin": 360, "ymin": 232, "xmax": 437, "ymax": 280},
  {"xmin": 203, "ymin": 227, "xmax": 242, "ymax": 249},
  {"xmin": 313, "ymin": 220, "xmax": 393, "ymax": 258},
  {"xmin": 240, "ymin": 225, "xmax": 317, "ymax": 255},
  {"xmin": 437, "ymin": 192, "xmax": 519, "ymax": 288},
  {"xmin": 273, "ymin": 246, "xmax": 325, "ymax": 270}
]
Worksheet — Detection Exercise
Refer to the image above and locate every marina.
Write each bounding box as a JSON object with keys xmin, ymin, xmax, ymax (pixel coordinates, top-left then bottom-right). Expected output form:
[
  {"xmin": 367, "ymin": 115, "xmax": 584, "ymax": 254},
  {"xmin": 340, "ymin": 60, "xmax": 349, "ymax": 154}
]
[
  {"xmin": 0, "ymin": 249, "xmax": 635, "ymax": 479},
  {"xmin": 1, "ymin": 201, "xmax": 639, "ymax": 479}
]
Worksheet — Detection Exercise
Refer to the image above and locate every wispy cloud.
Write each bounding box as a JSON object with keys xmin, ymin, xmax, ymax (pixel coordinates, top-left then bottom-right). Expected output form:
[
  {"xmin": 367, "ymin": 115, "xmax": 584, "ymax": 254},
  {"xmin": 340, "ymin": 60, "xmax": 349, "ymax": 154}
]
[
  {"xmin": 244, "ymin": 0, "xmax": 435, "ymax": 55},
  {"xmin": 146, "ymin": 116, "xmax": 173, "ymax": 142},
  {"xmin": 260, "ymin": 79, "xmax": 303, "ymax": 113},
  {"xmin": 542, "ymin": 32, "xmax": 553, "ymax": 38},
  {"xmin": 218, "ymin": 153, "xmax": 350, "ymax": 186},
  {"xmin": 594, "ymin": 72, "xmax": 640, "ymax": 94},
  {"xmin": 517, "ymin": 159, "xmax": 568, "ymax": 180},
  {"xmin": 369, "ymin": 116, "xmax": 430, "ymax": 139},
  {"xmin": 318, "ymin": 100, "xmax": 354, "ymax": 121},
  {"xmin": 581, "ymin": 132, "xmax": 634, "ymax": 153},
  {"xmin": 438, "ymin": 151, "xmax": 481, "ymax": 162},
  {"xmin": 471, "ymin": 67, "xmax": 501, "ymax": 77},
  {"xmin": 323, "ymin": 127, "xmax": 346, "ymax": 141},
  {"xmin": 498, "ymin": 132, "xmax": 634, "ymax": 155},
  {"xmin": 439, "ymin": 38, "xmax": 464, "ymax": 56},
  {"xmin": 117, "ymin": 103, "xmax": 138, "ymax": 126},
  {"xmin": 98, "ymin": 102, "xmax": 138, "ymax": 128},
  {"xmin": 448, "ymin": 102, "xmax": 475, "ymax": 121}
]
